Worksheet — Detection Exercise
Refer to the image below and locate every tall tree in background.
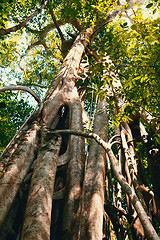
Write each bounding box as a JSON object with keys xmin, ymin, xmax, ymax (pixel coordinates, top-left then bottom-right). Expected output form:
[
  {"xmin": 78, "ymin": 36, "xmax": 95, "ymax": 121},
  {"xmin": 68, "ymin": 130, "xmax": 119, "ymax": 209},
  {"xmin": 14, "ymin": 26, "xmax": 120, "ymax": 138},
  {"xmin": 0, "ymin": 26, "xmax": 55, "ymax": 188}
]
[{"xmin": 0, "ymin": 0, "xmax": 160, "ymax": 239}]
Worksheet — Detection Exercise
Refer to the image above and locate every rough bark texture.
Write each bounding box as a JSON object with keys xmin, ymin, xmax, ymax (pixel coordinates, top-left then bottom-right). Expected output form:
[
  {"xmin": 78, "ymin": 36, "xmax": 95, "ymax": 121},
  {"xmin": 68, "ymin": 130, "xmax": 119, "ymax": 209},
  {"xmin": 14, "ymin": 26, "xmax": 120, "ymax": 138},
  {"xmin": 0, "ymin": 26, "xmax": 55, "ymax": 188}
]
[
  {"xmin": 19, "ymin": 27, "xmax": 93, "ymax": 240},
  {"xmin": 146, "ymin": 144, "xmax": 160, "ymax": 212},
  {"xmin": 53, "ymin": 129, "xmax": 159, "ymax": 240},
  {"xmin": 0, "ymin": 122, "xmax": 39, "ymax": 228},
  {"xmin": 106, "ymin": 149, "xmax": 159, "ymax": 240},
  {"xmin": 79, "ymin": 100, "xmax": 108, "ymax": 240},
  {"xmin": 21, "ymin": 136, "xmax": 61, "ymax": 240},
  {"xmin": 62, "ymin": 100, "xmax": 85, "ymax": 240}
]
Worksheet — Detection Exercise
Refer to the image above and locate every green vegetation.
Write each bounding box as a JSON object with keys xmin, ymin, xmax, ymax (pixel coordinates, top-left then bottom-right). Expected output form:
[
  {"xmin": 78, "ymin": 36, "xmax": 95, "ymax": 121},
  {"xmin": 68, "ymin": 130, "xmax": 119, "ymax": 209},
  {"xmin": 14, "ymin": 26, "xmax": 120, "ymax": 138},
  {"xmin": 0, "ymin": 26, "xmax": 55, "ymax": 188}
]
[{"xmin": 0, "ymin": 91, "xmax": 33, "ymax": 151}]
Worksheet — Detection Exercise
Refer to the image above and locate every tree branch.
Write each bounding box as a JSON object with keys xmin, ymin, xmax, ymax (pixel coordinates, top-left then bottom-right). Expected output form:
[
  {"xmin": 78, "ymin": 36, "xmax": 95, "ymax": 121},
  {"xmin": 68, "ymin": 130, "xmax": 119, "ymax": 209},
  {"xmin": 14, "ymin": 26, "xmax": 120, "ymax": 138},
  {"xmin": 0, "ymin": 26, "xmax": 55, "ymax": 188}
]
[
  {"xmin": 24, "ymin": 40, "xmax": 51, "ymax": 55},
  {"xmin": 0, "ymin": 0, "xmax": 47, "ymax": 37},
  {"xmin": 25, "ymin": 17, "xmax": 81, "ymax": 40},
  {"xmin": 49, "ymin": 9, "xmax": 65, "ymax": 42},
  {"xmin": 29, "ymin": 83, "xmax": 48, "ymax": 88},
  {"xmin": 0, "ymin": 85, "xmax": 41, "ymax": 105}
]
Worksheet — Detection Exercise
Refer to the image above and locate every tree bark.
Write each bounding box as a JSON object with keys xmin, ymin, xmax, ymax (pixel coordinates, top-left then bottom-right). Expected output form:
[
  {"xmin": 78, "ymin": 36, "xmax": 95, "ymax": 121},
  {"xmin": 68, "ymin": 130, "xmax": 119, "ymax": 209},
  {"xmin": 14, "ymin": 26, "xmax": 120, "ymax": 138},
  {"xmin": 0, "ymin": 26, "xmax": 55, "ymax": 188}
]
[
  {"xmin": 79, "ymin": 100, "xmax": 108, "ymax": 240},
  {"xmin": 20, "ymin": 27, "xmax": 94, "ymax": 240},
  {"xmin": 62, "ymin": 100, "xmax": 85, "ymax": 240},
  {"xmin": 21, "ymin": 136, "xmax": 62, "ymax": 240},
  {"xmin": 0, "ymin": 122, "xmax": 39, "ymax": 228},
  {"xmin": 54, "ymin": 129, "xmax": 160, "ymax": 240}
]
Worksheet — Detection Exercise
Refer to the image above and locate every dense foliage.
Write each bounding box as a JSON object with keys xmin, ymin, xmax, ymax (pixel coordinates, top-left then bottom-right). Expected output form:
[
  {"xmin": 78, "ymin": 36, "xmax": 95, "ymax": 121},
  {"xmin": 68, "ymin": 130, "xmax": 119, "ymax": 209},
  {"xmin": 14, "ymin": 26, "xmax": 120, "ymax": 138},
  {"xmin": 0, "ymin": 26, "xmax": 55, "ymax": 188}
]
[
  {"xmin": 0, "ymin": 0, "xmax": 159, "ymax": 122},
  {"xmin": 0, "ymin": 91, "xmax": 33, "ymax": 151}
]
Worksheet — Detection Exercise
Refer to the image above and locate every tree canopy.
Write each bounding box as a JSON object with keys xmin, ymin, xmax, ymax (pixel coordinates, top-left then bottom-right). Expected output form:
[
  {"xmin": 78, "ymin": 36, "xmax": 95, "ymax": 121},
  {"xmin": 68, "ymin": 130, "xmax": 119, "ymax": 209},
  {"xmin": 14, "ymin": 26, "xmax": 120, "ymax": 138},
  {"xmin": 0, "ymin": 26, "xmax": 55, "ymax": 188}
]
[{"xmin": 0, "ymin": 0, "xmax": 159, "ymax": 122}]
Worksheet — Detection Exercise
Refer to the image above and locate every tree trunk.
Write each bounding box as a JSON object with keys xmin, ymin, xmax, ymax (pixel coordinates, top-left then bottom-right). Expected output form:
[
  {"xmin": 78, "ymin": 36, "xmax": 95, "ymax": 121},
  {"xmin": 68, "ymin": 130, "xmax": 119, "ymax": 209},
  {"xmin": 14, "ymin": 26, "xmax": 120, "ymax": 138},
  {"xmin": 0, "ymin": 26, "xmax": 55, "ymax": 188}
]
[
  {"xmin": 21, "ymin": 136, "xmax": 61, "ymax": 240},
  {"xmin": 0, "ymin": 28, "xmax": 94, "ymax": 239},
  {"xmin": 79, "ymin": 100, "xmax": 108, "ymax": 240},
  {"xmin": 0, "ymin": 122, "xmax": 39, "ymax": 228}
]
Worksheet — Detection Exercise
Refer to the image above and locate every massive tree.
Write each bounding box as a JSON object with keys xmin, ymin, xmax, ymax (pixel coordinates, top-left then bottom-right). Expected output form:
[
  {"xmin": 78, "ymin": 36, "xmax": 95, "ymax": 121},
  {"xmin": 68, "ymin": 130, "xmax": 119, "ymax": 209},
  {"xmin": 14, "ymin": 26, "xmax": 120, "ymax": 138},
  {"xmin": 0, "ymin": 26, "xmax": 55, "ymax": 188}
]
[{"xmin": 0, "ymin": 0, "xmax": 160, "ymax": 239}]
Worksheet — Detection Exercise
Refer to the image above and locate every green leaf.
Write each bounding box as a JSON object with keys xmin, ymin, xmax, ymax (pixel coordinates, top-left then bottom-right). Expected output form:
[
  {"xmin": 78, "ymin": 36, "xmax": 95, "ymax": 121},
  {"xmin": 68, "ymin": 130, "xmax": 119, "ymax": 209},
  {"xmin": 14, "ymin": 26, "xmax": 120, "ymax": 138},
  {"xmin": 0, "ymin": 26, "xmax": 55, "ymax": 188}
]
[
  {"xmin": 84, "ymin": 79, "xmax": 88, "ymax": 89},
  {"xmin": 131, "ymin": 25, "xmax": 137, "ymax": 30},
  {"xmin": 153, "ymin": 8, "xmax": 157, "ymax": 14},
  {"xmin": 155, "ymin": 136, "xmax": 160, "ymax": 145},
  {"xmin": 99, "ymin": 94, "xmax": 104, "ymax": 102},
  {"xmin": 146, "ymin": 3, "xmax": 153, "ymax": 8},
  {"xmin": 75, "ymin": 79, "xmax": 83, "ymax": 87}
]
